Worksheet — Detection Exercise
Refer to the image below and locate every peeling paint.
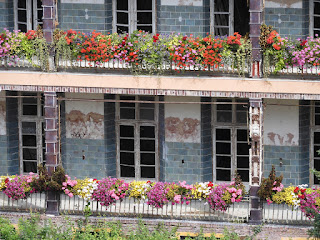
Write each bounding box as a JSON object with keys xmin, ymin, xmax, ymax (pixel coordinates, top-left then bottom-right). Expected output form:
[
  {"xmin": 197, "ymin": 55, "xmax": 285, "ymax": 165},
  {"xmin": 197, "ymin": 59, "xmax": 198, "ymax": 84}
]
[
  {"xmin": 267, "ymin": 132, "xmax": 296, "ymax": 146},
  {"xmin": 165, "ymin": 117, "xmax": 200, "ymax": 142},
  {"xmin": 66, "ymin": 110, "xmax": 104, "ymax": 139},
  {"xmin": 265, "ymin": 0, "xmax": 302, "ymax": 8},
  {"xmin": 161, "ymin": 0, "xmax": 202, "ymax": 6}
]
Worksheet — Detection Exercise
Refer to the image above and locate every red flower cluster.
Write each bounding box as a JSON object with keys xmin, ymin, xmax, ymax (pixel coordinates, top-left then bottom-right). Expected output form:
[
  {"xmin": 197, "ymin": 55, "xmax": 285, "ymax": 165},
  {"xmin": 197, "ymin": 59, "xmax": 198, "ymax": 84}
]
[
  {"xmin": 294, "ymin": 186, "xmax": 306, "ymax": 199},
  {"xmin": 26, "ymin": 30, "xmax": 36, "ymax": 40},
  {"xmin": 227, "ymin": 32, "xmax": 241, "ymax": 45},
  {"xmin": 153, "ymin": 33, "xmax": 160, "ymax": 42},
  {"xmin": 65, "ymin": 29, "xmax": 77, "ymax": 45}
]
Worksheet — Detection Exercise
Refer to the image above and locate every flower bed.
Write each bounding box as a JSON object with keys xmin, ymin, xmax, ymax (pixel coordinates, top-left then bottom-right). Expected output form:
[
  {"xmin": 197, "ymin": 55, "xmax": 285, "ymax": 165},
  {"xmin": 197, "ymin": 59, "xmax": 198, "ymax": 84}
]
[{"xmin": 0, "ymin": 171, "xmax": 245, "ymax": 212}]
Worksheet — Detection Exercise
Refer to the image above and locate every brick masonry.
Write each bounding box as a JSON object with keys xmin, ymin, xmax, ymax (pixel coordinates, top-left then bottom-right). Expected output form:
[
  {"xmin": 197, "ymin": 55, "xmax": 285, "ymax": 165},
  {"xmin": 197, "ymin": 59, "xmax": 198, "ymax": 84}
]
[
  {"xmin": 164, "ymin": 142, "xmax": 202, "ymax": 183},
  {"xmin": 264, "ymin": 0, "xmax": 310, "ymax": 39},
  {"xmin": 157, "ymin": 0, "xmax": 210, "ymax": 36},
  {"xmin": 58, "ymin": 2, "xmax": 110, "ymax": 33}
]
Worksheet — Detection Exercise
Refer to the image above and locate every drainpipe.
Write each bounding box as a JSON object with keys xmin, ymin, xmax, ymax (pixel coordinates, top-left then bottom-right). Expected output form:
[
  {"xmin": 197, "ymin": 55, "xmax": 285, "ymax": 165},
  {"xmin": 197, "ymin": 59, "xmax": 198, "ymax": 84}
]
[
  {"xmin": 249, "ymin": 0, "xmax": 263, "ymax": 78},
  {"xmin": 249, "ymin": 98, "xmax": 263, "ymax": 224}
]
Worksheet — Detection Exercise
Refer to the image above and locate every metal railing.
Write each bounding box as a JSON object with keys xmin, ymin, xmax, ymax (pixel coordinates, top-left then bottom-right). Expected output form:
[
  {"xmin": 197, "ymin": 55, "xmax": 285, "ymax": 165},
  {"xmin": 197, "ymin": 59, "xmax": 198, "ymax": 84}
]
[
  {"xmin": 59, "ymin": 194, "xmax": 250, "ymax": 222},
  {"xmin": 0, "ymin": 192, "xmax": 46, "ymax": 213},
  {"xmin": 262, "ymin": 201, "xmax": 312, "ymax": 225}
]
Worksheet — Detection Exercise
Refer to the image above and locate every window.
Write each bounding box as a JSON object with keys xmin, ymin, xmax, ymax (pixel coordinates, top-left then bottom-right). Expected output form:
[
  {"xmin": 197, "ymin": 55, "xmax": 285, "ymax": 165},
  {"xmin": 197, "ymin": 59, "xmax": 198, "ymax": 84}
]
[
  {"xmin": 19, "ymin": 92, "xmax": 45, "ymax": 174},
  {"xmin": 116, "ymin": 95, "xmax": 158, "ymax": 180},
  {"xmin": 210, "ymin": 0, "xmax": 249, "ymax": 36},
  {"xmin": 213, "ymin": 99, "xmax": 250, "ymax": 182},
  {"xmin": 312, "ymin": 102, "xmax": 320, "ymax": 184},
  {"xmin": 310, "ymin": 0, "xmax": 320, "ymax": 37},
  {"xmin": 113, "ymin": 0, "xmax": 155, "ymax": 33},
  {"xmin": 14, "ymin": 0, "xmax": 43, "ymax": 32}
]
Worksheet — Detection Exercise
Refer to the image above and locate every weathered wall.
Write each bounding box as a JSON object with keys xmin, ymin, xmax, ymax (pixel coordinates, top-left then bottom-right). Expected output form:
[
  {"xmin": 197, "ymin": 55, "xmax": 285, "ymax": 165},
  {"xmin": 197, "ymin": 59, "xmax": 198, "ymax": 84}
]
[
  {"xmin": 263, "ymin": 99, "xmax": 305, "ymax": 186},
  {"xmin": 0, "ymin": 0, "xmax": 13, "ymax": 30},
  {"xmin": 264, "ymin": 0, "xmax": 309, "ymax": 39},
  {"xmin": 158, "ymin": 0, "xmax": 210, "ymax": 36},
  {"xmin": 58, "ymin": 0, "xmax": 110, "ymax": 33},
  {"xmin": 63, "ymin": 93, "xmax": 106, "ymax": 179},
  {"xmin": 164, "ymin": 96, "xmax": 202, "ymax": 183}
]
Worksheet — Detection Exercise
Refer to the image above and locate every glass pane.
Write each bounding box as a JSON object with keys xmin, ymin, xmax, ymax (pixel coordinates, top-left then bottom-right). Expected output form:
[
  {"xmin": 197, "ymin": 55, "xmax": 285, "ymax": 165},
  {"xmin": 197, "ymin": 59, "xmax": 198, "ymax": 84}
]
[
  {"xmin": 23, "ymin": 105, "xmax": 37, "ymax": 115},
  {"xmin": 216, "ymin": 129, "xmax": 230, "ymax": 141},
  {"xmin": 237, "ymin": 143, "xmax": 250, "ymax": 155},
  {"xmin": 120, "ymin": 139, "xmax": 134, "ymax": 151},
  {"xmin": 18, "ymin": 0, "xmax": 27, "ymax": 8},
  {"xmin": 214, "ymin": 27, "xmax": 229, "ymax": 36},
  {"xmin": 120, "ymin": 96, "xmax": 135, "ymax": 107},
  {"xmin": 137, "ymin": 0, "xmax": 152, "ymax": 10},
  {"xmin": 120, "ymin": 165, "xmax": 135, "ymax": 177},
  {"xmin": 315, "ymin": 17, "xmax": 320, "ymax": 29},
  {"xmin": 22, "ymin": 122, "xmax": 36, "ymax": 134},
  {"xmin": 120, "ymin": 125, "xmax": 134, "ymax": 138},
  {"xmin": 138, "ymin": 26, "xmax": 152, "ymax": 33},
  {"xmin": 120, "ymin": 108, "xmax": 135, "ymax": 119},
  {"xmin": 237, "ymin": 129, "xmax": 247, "ymax": 141},
  {"xmin": 237, "ymin": 157, "xmax": 249, "ymax": 168},
  {"xmin": 140, "ymin": 109, "xmax": 154, "ymax": 120},
  {"xmin": 217, "ymin": 112, "xmax": 232, "ymax": 122},
  {"xmin": 117, "ymin": 26, "xmax": 129, "ymax": 33},
  {"xmin": 216, "ymin": 169, "xmax": 231, "ymax": 181},
  {"xmin": 140, "ymin": 126, "xmax": 155, "ymax": 138},
  {"xmin": 137, "ymin": 12, "xmax": 152, "ymax": 24},
  {"xmin": 217, "ymin": 100, "xmax": 232, "ymax": 110},
  {"xmin": 214, "ymin": 0, "xmax": 229, "ymax": 12},
  {"xmin": 316, "ymin": 115, "xmax": 320, "ymax": 125},
  {"xmin": 214, "ymin": 14, "xmax": 229, "ymax": 27},
  {"xmin": 18, "ymin": 10, "xmax": 27, "ymax": 22},
  {"xmin": 23, "ymin": 135, "xmax": 37, "ymax": 147},
  {"xmin": 315, "ymin": 159, "xmax": 320, "ymax": 184},
  {"xmin": 315, "ymin": 106, "xmax": 320, "ymax": 113},
  {"xmin": 140, "ymin": 140, "xmax": 155, "ymax": 151},
  {"xmin": 141, "ymin": 166, "xmax": 155, "ymax": 178},
  {"xmin": 216, "ymin": 142, "xmax": 230, "ymax": 154},
  {"xmin": 140, "ymin": 153, "xmax": 155, "ymax": 165},
  {"xmin": 23, "ymin": 148, "xmax": 37, "ymax": 160},
  {"xmin": 237, "ymin": 170, "xmax": 249, "ymax": 182},
  {"xmin": 23, "ymin": 94, "xmax": 37, "ymax": 104},
  {"xmin": 117, "ymin": 0, "xmax": 128, "ymax": 10},
  {"xmin": 315, "ymin": 132, "xmax": 320, "ymax": 144},
  {"xmin": 236, "ymin": 112, "xmax": 247, "ymax": 123},
  {"xmin": 216, "ymin": 156, "xmax": 231, "ymax": 168},
  {"xmin": 37, "ymin": 0, "xmax": 42, "ymax": 8},
  {"xmin": 37, "ymin": 10, "xmax": 43, "ymax": 22},
  {"xmin": 120, "ymin": 152, "xmax": 134, "ymax": 165},
  {"xmin": 18, "ymin": 24, "xmax": 27, "ymax": 32},
  {"xmin": 236, "ymin": 101, "xmax": 247, "ymax": 110},
  {"xmin": 117, "ymin": 12, "xmax": 129, "ymax": 25},
  {"xmin": 23, "ymin": 161, "xmax": 37, "ymax": 173}
]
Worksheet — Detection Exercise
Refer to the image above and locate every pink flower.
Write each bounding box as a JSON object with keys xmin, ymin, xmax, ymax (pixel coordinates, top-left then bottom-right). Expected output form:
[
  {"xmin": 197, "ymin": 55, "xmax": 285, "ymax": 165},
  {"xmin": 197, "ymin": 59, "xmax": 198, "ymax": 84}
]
[{"xmin": 174, "ymin": 195, "xmax": 181, "ymax": 203}]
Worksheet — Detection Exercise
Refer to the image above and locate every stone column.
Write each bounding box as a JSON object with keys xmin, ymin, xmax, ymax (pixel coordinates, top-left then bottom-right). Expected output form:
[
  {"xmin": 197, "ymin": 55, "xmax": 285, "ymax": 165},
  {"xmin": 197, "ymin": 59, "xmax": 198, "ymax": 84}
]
[
  {"xmin": 249, "ymin": 98, "xmax": 263, "ymax": 224},
  {"xmin": 249, "ymin": 0, "xmax": 263, "ymax": 77},
  {"xmin": 44, "ymin": 92, "xmax": 60, "ymax": 215},
  {"xmin": 42, "ymin": 0, "xmax": 56, "ymax": 43}
]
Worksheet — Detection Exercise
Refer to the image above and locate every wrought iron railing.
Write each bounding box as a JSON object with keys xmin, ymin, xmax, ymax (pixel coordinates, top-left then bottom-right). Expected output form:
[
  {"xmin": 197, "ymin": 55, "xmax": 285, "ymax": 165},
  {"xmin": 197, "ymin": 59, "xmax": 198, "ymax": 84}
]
[{"xmin": 59, "ymin": 194, "xmax": 250, "ymax": 223}]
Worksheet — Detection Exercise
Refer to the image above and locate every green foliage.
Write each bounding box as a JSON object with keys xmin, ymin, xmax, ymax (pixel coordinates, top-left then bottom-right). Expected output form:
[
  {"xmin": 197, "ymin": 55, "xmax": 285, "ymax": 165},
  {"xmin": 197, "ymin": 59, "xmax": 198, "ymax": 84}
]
[
  {"xmin": 308, "ymin": 212, "xmax": 320, "ymax": 239},
  {"xmin": 47, "ymin": 165, "xmax": 66, "ymax": 192},
  {"xmin": 0, "ymin": 217, "xmax": 19, "ymax": 240},
  {"xmin": 258, "ymin": 165, "xmax": 283, "ymax": 200}
]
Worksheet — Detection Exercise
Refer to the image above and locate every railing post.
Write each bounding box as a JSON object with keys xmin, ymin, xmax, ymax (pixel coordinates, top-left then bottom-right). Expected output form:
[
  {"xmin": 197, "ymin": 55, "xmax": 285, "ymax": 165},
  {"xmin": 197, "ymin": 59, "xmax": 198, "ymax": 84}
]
[
  {"xmin": 249, "ymin": 98, "xmax": 263, "ymax": 224},
  {"xmin": 42, "ymin": 0, "xmax": 56, "ymax": 71},
  {"xmin": 249, "ymin": 0, "xmax": 263, "ymax": 77},
  {"xmin": 44, "ymin": 92, "xmax": 60, "ymax": 215}
]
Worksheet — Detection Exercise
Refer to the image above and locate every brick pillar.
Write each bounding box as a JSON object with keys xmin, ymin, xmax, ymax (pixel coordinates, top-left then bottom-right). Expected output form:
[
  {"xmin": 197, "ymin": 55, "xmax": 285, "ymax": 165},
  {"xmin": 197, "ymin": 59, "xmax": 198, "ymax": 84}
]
[
  {"xmin": 249, "ymin": 98, "xmax": 263, "ymax": 224},
  {"xmin": 44, "ymin": 92, "xmax": 60, "ymax": 215},
  {"xmin": 249, "ymin": 0, "xmax": 263, "ymax": 77},
  {"xmin": 42, "ymin": 0, "xmax": 56, "ymax": 43}
]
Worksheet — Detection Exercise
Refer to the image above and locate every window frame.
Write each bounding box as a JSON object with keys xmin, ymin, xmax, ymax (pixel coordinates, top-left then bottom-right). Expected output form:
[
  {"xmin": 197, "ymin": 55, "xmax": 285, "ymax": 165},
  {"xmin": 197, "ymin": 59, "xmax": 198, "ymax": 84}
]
[
  {"xmin": 14, "ymin": 0, "xmax": 43, "ymax": 32},
  {"xmin": 310, "ymin": 101, "xmax": 320, "ymax": 185},
  {"xmin": 210, "ymin": 0, "xmax": 234, "ymax": 36},
  {"xmin": 112, "ymin": 0, "xmax": 156, "ymax": 34},
  {"xmin": 310, "ymin": 0, "xmax": 320, "ymax": 37},
  {"xmin": 18, "ymin": 92, "xmax": 45, "ymax": 174},
  {"xmin": 212, "ymin": 98, "xmax": 249, "ymax": 184},
  {"xmin": 115, "ymin": 95, "xmax": 159, "ymax": 181}
]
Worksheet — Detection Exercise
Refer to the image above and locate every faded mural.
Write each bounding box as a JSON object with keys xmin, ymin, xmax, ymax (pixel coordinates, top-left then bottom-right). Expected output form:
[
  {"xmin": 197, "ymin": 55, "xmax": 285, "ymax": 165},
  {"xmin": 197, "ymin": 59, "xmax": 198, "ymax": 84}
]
[
  {"xmin": 65, "ymin": 93, "xmax": 104, "ymax": 140},
  {"xmin": 263, "ymin": 99, "xmax": 299, "ymax": 146},
  {"xmin": 165, "ymin": 96, "xmax": 201, "ymax": 143}
]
